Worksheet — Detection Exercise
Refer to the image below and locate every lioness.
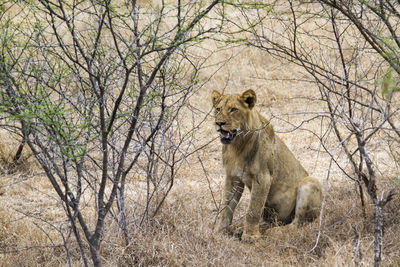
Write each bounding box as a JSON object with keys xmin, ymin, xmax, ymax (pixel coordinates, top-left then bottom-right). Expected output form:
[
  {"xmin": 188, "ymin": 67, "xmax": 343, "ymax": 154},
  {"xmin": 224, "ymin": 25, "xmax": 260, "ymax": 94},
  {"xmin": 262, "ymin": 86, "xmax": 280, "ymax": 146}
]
[{"xmin": 212, "ymin": 89, "xmax": 322, "ymax": 242}]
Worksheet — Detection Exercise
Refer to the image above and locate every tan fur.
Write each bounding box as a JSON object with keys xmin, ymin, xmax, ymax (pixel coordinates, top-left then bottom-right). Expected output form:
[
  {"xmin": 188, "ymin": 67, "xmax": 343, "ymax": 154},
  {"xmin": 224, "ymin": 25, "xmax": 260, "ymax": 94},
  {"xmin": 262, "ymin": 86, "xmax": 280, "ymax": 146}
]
[{"xmin": 211, "ymin": 90, "xmax": 322, "ymax": 242}]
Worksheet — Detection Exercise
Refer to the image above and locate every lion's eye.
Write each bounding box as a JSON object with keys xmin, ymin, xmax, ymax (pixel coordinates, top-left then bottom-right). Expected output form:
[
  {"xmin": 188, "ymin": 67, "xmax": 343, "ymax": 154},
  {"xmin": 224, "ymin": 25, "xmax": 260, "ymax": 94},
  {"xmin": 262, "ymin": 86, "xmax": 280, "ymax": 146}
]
[
  {"xmin": 230, "ymin": 108, "xmax": 238, "ymax": 113},
  {"xmin": 215, "ymin": 108, "xmax": 221, "ymax": 113}
]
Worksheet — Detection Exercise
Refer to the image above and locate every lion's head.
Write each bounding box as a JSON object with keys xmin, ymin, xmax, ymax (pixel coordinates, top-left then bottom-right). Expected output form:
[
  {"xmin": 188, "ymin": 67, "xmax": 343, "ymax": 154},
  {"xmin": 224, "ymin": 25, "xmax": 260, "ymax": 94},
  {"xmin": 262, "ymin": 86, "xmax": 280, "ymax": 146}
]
[{"xmin": 211, "ymin": 89, "xmax": 257, "ymax": 144}]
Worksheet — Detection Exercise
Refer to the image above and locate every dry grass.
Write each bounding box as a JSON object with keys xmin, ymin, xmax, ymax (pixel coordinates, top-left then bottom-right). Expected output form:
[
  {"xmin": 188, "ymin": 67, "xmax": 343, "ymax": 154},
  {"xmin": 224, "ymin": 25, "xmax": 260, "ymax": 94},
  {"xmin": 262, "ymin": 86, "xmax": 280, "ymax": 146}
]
[{"xmin": 1, "ymin": 3, "xmax": 400, "ymax": 266}]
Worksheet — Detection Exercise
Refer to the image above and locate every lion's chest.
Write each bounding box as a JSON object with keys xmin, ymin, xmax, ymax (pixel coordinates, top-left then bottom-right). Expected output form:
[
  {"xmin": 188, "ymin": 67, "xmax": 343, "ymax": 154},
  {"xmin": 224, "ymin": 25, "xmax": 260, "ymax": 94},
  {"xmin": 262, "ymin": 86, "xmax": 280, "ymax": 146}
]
[{"xmin": 223, "ymin": 153, "xmax": 254, "ymax": 189}]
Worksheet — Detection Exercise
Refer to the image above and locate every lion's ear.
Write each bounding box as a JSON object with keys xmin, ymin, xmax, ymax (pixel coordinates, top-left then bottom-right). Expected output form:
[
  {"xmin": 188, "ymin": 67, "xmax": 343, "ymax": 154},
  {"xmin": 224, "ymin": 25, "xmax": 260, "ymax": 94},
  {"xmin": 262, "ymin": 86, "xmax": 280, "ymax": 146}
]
[
  {"xmin": 211, "ymin": 90, "xmax": 222, "ymax": 107},
  {"xmin": 241, "ymin": 89, "xmax": 257, "ymax": 109}
]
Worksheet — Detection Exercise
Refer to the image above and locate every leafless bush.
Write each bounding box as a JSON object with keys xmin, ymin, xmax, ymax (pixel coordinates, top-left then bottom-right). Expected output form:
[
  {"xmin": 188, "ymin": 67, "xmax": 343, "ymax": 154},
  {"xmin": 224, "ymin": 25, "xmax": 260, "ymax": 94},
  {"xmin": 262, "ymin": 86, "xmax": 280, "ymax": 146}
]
[{"xmin": 0, "ymin": 0, "xmax": 221, "ymax": 265}]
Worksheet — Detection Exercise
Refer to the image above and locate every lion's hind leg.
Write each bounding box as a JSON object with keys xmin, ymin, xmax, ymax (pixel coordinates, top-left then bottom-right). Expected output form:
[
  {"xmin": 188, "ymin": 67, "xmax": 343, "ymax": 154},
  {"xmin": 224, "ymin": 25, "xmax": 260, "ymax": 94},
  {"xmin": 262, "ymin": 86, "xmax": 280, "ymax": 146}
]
[{"xmin": 291, "ymin": 176, "xmax": 322, "ymax": 226}]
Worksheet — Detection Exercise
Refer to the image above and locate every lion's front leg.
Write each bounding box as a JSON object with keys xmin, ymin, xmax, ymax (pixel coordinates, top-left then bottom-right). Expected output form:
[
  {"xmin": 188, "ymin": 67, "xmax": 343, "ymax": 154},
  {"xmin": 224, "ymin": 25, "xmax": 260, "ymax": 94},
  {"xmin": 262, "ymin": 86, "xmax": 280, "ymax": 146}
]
[
  {"xmin": 218, "ymin": 175, "xmax": 244, "ymax": 234},
  {"xmin": 242, "ymin": 174, "xmax": 271, "ymax": 242}
]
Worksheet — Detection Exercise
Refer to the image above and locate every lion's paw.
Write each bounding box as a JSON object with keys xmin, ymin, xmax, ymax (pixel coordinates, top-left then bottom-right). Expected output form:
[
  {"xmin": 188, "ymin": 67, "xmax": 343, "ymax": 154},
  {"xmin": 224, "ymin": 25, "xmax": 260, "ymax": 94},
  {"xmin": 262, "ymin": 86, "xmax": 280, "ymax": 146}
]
[
  {"xmin": 218, "ymin": 224, "xmax": 238, "ymax": 236},
  {"xmin": 241, "ymin": 232, "xmax": 261, "ymax": 243}
]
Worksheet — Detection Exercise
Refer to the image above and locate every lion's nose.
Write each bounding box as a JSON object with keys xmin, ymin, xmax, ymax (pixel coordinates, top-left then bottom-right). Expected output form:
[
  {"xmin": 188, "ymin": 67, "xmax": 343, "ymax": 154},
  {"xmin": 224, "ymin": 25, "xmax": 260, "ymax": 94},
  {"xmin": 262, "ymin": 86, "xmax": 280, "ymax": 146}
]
[{"xmin": 216, "ymin": 121, "xmax": 226, "ymax": 127}]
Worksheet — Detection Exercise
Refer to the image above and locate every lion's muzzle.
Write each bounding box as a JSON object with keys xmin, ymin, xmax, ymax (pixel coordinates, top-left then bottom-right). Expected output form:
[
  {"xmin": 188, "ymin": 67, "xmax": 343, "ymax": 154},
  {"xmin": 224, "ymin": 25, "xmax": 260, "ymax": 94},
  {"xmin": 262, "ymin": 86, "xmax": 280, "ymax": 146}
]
[{"xmin": 218, "ymin": 129, "xmax": 237, "ymax": 144}]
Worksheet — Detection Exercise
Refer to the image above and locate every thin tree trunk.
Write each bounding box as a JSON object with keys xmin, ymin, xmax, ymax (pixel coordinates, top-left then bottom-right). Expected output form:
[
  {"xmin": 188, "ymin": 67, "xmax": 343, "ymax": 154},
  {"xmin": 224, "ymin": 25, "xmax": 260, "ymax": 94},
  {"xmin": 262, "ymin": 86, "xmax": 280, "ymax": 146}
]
[
  {"xmin": 353, "ymin": 226, "xmax": 362, "ymax": 267},
  {"xmin": 373, "ymin": 190, "xmax": 395, "ymax": 267},
  {"xmin": 357, "ymin": 179, "xmax": 366, "ymax": 218},
  {"xmin": 373, "ymin": 199, "xmax": 383, "ymax": 267},
  {"xmin": 12, "ymin": 139, "xmax": 25, "ymax": 163},
  {"xmin": 89, "ymin": 238, "xmax": 102, "ymax": 267}
]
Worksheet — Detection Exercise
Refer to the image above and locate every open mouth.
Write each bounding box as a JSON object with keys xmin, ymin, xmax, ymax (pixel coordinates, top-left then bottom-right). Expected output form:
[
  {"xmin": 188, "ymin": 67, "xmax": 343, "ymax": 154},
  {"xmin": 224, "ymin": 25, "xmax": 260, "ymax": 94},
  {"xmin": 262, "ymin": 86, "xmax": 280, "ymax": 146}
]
[{"xmin": 218, "ymin": 129, "xmax": 237, "ymax": 144}]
